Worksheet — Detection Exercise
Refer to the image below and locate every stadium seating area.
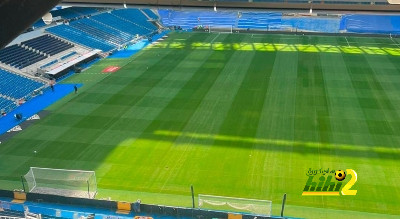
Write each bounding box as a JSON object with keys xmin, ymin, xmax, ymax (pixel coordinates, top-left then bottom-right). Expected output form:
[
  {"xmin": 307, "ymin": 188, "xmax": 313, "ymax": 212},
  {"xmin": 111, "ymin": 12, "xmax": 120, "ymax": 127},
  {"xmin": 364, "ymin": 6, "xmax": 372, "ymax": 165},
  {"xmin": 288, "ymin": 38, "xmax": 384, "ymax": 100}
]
[
  {"xmin": 30, "ymin": 7, "xmax": 104, "ymax": 30},
  {"xmin": 90, "ymin": 12, "xmax": 149, "ymax": 36},
  {"xmin": 60, "ymin": 51, "xmax": 77, "ymax": 60},
  {"xmin": 111, "ymin": 9, "xmax": 157, "ymax": 32},
  {"xmin": 46, "ymin": 24, "xmax": 115, "ymax": 51},
  {"xmin": 143, "ymin": 9, "xmax": 159, "ymax": 20},
  {"xmin": 40, "ymin": 59, "xmax": 59, "ymax": 69},
  {"xmin": 70, "ymin": 18, "xmax": 134, "ymax": 45},
  {"xmin": 0, "ymin": 45, "xmax": 46, "ymax": 69},
  {"xmin": 0, "ymin": 68, "xmax": 45, "ymax": 99},
  {"xmin": 158, "ymin": 10, "xmax": 237, "ymax": 29},
  {"xmin": 51, "ymin": 7, "xmax": 100, "ymax": 19},
  {"xmin": 21, "ymin": 35, "xmax": 74, "ymax": 56},
  {"xmin": 0, "ymin": 96, "xmax": 15, "ymax": 112},
  {"xmin": 340, "ymin": 14, "xmax": 400, "ymax": 34},
  {"xmin": 0, "ymin": 209, "xmax": 25, "ymax": 218},
  {"xmin": 47, "ymin": 9, "xmax": 158, "ymax": 51},
  {"xmin": 0, "ymin": 208, "xmax": 69, "ymax": 219},
  {"xmin": 158, "ymin": 9, "xmax": 342, "ymax": 33},
  {"xmin": 238, "ymin": 12, "xmax": 282, "ymax": 29},
  {"xmin": 282, "ymin": 17, "xmax": 340, "ymax": 33}
]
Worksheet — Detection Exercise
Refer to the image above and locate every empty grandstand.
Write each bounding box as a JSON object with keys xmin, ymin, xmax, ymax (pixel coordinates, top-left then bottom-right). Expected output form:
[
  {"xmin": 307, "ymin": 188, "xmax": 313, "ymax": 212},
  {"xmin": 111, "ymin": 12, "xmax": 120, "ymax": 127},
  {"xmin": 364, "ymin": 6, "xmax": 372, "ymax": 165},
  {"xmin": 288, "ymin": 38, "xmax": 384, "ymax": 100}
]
[
  {"xmin": 21, "ymin": 35, "xmax": 74, "ymax": 56},
  {"xmin": 46, "ymin": 9, "xmax": 158, "ymax": 52},
  {"xmin": 46, "ymin": 24, "xmax": 115, "ymax": 52},
  {"xmin": 0, "ymin": 69, "xmax": 44, "ymax": 99},
  {"xmin": 0, "ymin": 45, "xmax": 46, "ymax": 70}
]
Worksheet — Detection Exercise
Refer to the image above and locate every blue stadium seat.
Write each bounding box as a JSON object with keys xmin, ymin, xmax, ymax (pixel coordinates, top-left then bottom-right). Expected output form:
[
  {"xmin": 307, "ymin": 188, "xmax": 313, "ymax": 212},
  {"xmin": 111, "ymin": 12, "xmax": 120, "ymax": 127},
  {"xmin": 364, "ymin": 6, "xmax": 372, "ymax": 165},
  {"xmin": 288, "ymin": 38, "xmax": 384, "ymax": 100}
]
[
  {"xmin": 51, "ymin": 7, "xmax": 101, "ymax": 20},
  {"xmin": 111, "ymin": 9, "xmax": 157, "ymax": 32},
  {"xmin": 22, "ymin": 35, "xmax": 74, "ymax": 56},
  {"xmin": 71, "ymin": 7, "xmax": 99, "ymax": 16},
  {"xmin": 0, "ymin": 209, "xmax": 25, "ymax": 218},
  {"xmin": 0, "ymin": 45, "xmax": 47, "ymax": 69},
  {"xmin": 0, "ymin": 68, "xmax": 45, "ymax": 99},
  {"xmin": 238, "ymin": 12, "xmax": 282, "ymax": 29},
  {"xmin": 60, "ymin": 51, "xmax": 77, "ymax": 60},
  {"xmin": 51, "ymin": 8, "xmax": 83, "ymax": 19},
  {"xmin": 158, "ymin": 10, "xmax": 237, "ymax": 29},
  {"xmin": 70, "ymin": 18, "xmax": 134, "ymax": 45},
  {"xmin": 46, "ymin": 10, "xmax": 159, "ymax": 51},
  {"xmin": 46, "ymin": 24, "xmax": 115, "ymax": 51},
  {"xmin": 0, "ymin": 96, "xmax": 15, "ymax": 111},
  {"xmin": 143, "ymin": 9, "xmax": 159, "ymax": 20},
  {"xmin": 91, "ymin": 12, "xmax": 151, "ymax": 36}
]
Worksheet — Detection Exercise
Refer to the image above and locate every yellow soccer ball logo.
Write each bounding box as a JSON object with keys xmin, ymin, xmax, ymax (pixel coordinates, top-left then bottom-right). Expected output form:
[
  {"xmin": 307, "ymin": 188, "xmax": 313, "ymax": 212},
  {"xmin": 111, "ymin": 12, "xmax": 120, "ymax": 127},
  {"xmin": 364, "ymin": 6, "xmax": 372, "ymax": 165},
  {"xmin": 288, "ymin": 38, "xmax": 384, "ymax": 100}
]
[{"xmin": 335, "ymin": 170, "xmax": 346, "ymax": 181}]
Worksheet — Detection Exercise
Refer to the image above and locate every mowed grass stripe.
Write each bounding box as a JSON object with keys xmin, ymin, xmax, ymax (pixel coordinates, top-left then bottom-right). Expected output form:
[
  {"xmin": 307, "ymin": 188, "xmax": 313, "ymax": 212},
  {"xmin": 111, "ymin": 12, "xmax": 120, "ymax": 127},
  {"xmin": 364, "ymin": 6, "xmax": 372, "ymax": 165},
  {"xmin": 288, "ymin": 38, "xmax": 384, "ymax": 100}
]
[
  {"xmin": 252, "ymin": 36, "xmax": 300, "ymax": 204},
  {"xmin": 322, "ymin": 36, "xmax": 397, "ymax": 214},
  {"xmin": 196, "ymin": 35, "xmax": 281, "ymax": 198},
  {"xmin": 0, "ymin": 33, "xmax": 399, "ymax": 218},
  {"xmin": 318, "ymin": 39, "xmax": 372, "ymax": 151},
  {"xmin": 0, "ymin": 33, "xmax": 209, "ymax": 180},
  {"xmin": 155, "ymin": 34, "xmax": 259, "ymax": 195},
  {"xmin": 238, "ymin": 38, "xmax": 280, "ymax": 198},
  {"xmin": 141, "ymin": 35, "xmax": 247, "ymax": 193},
  {"xmin": 7, "ymin": 34, "xmax": 206, "ymax": 174},
  {"xmin": 96, "ymin": 34, "xmax": 230, "ymax": 189},
  {"xmin": 343, "ymin": 52, "xmax": 396, "ymax": 141},
  {"xmin": 97, "ymin": 34, "xmax": 251, "ymax": 192},
  {"xmin": 358, "ymin": 38, "xmax": 400, "ymax": 122},
  {"xmin": 353, "ymin": 37, "xmax": 400, "ymax": 213}
]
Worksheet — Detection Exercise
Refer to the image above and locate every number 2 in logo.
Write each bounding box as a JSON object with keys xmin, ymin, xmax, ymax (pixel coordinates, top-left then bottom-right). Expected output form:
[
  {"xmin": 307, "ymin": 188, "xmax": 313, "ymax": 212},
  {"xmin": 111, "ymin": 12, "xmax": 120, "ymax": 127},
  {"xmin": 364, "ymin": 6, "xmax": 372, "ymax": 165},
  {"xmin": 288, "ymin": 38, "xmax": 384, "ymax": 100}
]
[{"xmin": 341, "ymin": 169, "xmax": 357, "ymax": 196}]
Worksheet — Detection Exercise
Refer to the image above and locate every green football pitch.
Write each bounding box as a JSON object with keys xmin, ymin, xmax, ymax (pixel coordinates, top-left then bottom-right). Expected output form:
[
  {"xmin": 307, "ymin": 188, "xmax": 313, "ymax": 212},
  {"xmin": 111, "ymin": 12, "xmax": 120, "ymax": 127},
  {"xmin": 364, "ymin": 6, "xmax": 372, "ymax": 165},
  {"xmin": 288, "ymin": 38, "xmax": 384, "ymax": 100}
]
[{"xmin": 1, "ymin": 32, "xmax": 400, "ymax": 218}]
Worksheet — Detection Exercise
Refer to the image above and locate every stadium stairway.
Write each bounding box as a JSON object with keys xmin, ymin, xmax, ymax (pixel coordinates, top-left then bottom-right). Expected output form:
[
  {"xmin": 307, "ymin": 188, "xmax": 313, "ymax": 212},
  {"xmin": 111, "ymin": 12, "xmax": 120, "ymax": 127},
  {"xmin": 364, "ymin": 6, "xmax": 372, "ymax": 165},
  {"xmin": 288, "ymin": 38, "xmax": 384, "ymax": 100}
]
[
  {"xmin": 142, "ymin": 8, "xmax": 159, "ymax": 20},
  {"xmin": 108, "ymin": 30, "xmax": 170, "ymax": 58}
]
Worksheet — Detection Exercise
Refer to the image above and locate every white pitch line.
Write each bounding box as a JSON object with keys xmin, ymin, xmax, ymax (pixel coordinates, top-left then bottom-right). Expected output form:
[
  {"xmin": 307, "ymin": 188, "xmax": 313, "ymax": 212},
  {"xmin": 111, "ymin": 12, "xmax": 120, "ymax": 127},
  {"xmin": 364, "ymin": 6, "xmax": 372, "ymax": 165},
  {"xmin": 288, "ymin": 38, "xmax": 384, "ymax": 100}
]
[
  {"xmin": 345, "ymin": 36, "xmax": 350, "ymax": 47},
  {"xmin": 210, "ymin": 33, "xmax": 220, "ymax": 44},
  {"xmin": 390, "ymin": 37, "xmax": 400, "ymax": 49}
]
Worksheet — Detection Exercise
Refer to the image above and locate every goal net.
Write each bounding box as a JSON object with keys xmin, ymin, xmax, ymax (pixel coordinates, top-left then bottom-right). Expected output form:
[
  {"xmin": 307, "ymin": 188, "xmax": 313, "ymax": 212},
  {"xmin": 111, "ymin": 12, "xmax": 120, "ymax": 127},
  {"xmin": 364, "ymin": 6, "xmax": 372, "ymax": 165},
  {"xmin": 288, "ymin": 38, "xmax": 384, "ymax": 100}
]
[
  {"xmin": 23, "ymin": 167, "xmax": 97, "ymax": 199},
  {"xmin": 208, "ymin": 25, "xmax": 233, "ymax": 33},
  {"xmin": 198, "ymin": 194, "xmax": 272, "ymax": 216}
]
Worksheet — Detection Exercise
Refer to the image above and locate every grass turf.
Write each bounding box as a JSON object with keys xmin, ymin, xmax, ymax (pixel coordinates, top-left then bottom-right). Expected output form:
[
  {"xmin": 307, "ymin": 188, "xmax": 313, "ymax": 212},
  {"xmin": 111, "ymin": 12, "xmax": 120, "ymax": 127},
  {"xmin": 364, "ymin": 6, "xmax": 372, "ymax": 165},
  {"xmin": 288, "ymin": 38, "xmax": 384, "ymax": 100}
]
[{"xmin": 0, "ymin": 32, "xmax": 400, "ymax": 218}]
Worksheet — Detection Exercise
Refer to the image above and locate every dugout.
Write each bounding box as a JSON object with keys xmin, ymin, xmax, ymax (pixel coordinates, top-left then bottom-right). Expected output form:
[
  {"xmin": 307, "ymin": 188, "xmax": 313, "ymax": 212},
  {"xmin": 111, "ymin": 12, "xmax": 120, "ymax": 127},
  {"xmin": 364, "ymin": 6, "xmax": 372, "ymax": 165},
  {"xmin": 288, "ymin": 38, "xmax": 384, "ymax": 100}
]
[{"xmin": 43, "ymin": 50, "xmax": 101, "ymax": 80}]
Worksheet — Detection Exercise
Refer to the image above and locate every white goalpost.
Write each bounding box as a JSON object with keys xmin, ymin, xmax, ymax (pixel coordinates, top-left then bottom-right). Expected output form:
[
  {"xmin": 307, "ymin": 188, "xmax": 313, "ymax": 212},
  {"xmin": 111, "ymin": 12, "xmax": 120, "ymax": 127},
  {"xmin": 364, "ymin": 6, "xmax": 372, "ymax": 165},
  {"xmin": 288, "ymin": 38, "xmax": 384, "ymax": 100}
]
[
  {"xmin": 23, "ymin": 167, "xmax": 97, "ymax": 199},
  {"xmin": 198, "ymin": 194, "xmax": 272, "ymax": 216},
  {"xmin": 208, "ymin": 25, "xmax": 233, "ymax": 34}
]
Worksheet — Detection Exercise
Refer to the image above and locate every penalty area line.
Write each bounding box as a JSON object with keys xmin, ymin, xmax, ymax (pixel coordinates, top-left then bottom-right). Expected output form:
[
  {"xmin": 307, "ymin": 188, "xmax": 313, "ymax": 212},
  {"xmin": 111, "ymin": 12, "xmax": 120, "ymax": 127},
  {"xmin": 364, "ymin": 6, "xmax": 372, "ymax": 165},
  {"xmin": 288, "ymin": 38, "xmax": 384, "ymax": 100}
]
[
  {"xmin": 345, "ymin": 36, "xmax": 350, "ymax": 47},
  {"xmin": 390, "ymin": 37, "xmax": 400, "ymax": 49},
  {"xmin": 210, "ymin": 33, "xmax": 220, "ymax": 44}
]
